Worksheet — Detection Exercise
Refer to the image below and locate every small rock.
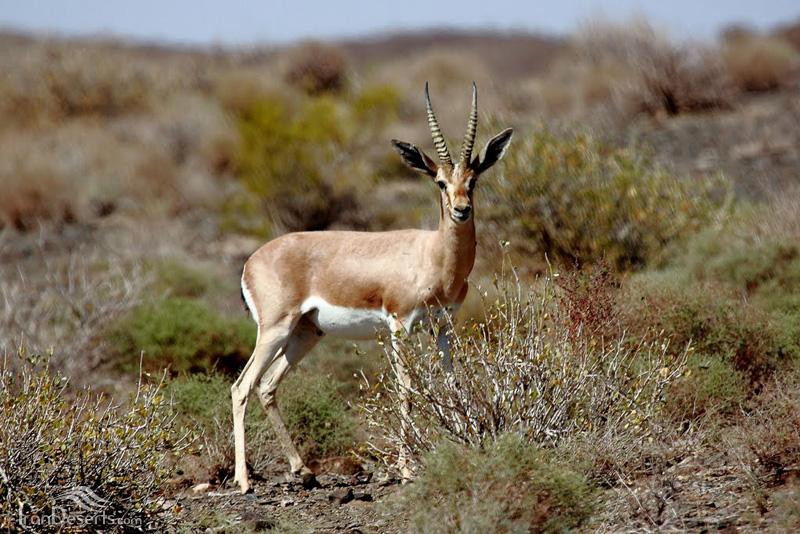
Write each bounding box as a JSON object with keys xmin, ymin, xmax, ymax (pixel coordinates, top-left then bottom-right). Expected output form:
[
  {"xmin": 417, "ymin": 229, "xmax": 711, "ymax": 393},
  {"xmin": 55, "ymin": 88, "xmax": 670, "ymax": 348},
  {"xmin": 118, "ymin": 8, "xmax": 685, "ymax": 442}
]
[
  {"xmin": 353, "ymin": 492, "xmax": 373, "ymax": 502},
  {"xmin": 191, "ymin": 482, "xmax": 212, "ymax": 494},
  {"xmin": 241, "ymin": 512, "xmax": 276, "ymax": 532},
  {"xmin": 328, "ymin": 487, "xmax": 354, "ymax": 505}
]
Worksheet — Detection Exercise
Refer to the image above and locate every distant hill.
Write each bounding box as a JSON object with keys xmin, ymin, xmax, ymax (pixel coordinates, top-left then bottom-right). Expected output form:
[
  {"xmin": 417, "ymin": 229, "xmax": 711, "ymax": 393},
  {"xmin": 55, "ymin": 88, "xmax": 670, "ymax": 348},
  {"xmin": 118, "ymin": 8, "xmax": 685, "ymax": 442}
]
[{"xmin": 338, "ymin": 30, "xmax": 566, "ymax": 80}]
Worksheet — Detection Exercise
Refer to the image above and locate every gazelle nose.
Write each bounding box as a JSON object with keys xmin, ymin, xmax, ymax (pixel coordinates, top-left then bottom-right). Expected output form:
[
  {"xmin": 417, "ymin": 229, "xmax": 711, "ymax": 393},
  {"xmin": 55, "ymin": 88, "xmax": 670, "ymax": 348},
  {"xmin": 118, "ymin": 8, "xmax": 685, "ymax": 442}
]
[{"xmin": 453, "ymin": 206, "xmax": 472, "ymax": 220}]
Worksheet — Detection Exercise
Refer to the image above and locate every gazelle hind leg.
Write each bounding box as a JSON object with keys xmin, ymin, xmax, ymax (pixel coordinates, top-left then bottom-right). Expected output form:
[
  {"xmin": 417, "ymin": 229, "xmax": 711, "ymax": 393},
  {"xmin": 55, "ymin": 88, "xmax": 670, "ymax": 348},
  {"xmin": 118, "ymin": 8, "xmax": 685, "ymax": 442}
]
[
  {"xmin": 256, "ymin": 316, "xmax": 322, "ymax": 486},
  {"xmin": 231, "ymin": 315, "xmax": 298, "ymax": 494}
]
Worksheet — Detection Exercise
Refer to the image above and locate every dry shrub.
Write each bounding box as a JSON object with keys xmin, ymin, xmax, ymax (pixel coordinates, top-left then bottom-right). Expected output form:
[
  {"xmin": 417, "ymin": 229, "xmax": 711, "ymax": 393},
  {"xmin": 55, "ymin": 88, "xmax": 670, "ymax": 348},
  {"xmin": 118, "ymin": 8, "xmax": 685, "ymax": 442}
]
[
  {"xmin": 359, "ymin": 272, "xmax": 688, "ymax": 473},
  {"xmin": 556, "ymin": 258, "xmax": 620, "ymax": 344},
  {"xmin": 283, "ymin": 41, "xmax": 350, "ymax": 95},
  {"xmin": 1, "ymin": 46, "xmax": 152, "ymax": 125},
  {"xmin": 0, "ymin": 250, "xmax": 145, "ymax": 379},
  {"xmin": 776, "ymin": 20, "xmax": 800, "ymax": 52},
  {"xmin": 0, "ymin": 350, "xmax": 191, "ymax": 533},
  {"xmin": 569, "ymin": 18, "xmax": 734, "ymax": 118},
  {"xmin": 722, "ymin": 31, "xmax": 800, "ymax": 92},
  {"xmin": 739, "ymin": 376, "xmax": 800, "ymax": 481}
]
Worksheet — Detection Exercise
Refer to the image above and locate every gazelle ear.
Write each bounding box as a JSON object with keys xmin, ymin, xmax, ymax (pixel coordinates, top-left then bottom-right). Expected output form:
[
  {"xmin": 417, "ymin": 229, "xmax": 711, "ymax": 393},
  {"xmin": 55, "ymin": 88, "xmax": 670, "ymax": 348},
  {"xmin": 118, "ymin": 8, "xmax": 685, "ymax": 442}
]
[
  {"xmin": 392, "ymin": 140, "xmax": 438, "ymax": 177},
  {"xmin": 470, "ymin": 128, "xmax": 513, "ymax": 175}
]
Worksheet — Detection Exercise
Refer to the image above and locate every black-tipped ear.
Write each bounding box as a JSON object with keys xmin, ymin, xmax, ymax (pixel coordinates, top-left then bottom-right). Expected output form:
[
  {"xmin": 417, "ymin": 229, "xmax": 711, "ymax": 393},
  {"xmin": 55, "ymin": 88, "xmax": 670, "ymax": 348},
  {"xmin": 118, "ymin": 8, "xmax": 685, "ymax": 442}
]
[
  {"xmin": 470, "ymin": 128, "xmax": 513, "ymax": 175},
  {"xmin": 391, "ymin": 140, "xmax": 438, "ymax": 177}
]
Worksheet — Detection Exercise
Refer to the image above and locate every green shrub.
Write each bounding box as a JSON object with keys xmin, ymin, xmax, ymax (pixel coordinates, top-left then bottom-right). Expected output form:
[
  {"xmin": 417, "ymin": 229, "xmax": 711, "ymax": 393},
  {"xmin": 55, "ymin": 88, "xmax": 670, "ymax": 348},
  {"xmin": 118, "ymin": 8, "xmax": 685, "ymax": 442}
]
[
  {"xmin": 107, "ymin": 297, "xmax": 255, "ymax": 375},
  {"xmin": 279, "ymin": 370, "xmax": 357, "ymax": 460},
  {"xmin": 484, "ymin": 128, "xmax": 724, "ymax": 271},
  {"xmin": 226, "ymin": 90, "xmax": 365, "ymax": 235},
  {"xmin": 350, "ymin": 83, "xmax": 401, "ymax": 129},
  {"xmin": 151, "ymin": 258, "xmax": 212, "ymax": 299},
  {"xmin": 0, "ymin": 349, "xmax": 189, "ymax": 532},
  {"xmin": 664, "ymin": 355, "xmax": 747, "ymax": 421},
  {"xmin": 622, "ymin": 274, "xmax": 793, "ymax": 387},
  {"xmin": 401, "ymin": 434, "xmax": 594, "ymax": 534}
]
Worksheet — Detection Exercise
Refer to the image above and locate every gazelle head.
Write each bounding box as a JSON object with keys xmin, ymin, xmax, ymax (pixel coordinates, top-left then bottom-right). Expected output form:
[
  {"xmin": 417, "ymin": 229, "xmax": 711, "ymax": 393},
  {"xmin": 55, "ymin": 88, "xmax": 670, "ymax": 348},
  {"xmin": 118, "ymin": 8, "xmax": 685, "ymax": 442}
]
[{"xmin": 392, "ymin": 83, "xmax": 513, "ymax": 225}]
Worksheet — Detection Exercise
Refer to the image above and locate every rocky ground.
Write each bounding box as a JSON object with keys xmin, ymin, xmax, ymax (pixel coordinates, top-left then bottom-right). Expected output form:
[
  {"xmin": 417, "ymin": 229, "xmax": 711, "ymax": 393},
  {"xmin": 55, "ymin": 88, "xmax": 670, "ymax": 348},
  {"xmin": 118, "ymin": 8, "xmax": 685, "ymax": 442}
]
[{"xmin": 181, "ymin": 462, "xmax": 409, "ymax": 534}]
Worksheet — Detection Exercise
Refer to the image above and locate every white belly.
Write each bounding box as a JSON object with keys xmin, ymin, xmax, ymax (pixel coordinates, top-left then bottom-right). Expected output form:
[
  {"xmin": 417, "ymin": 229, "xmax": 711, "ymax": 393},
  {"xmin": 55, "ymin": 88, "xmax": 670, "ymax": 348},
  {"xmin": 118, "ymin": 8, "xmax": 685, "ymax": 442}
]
[{"xmin": 300, "ymin": 297, "xmax": 391, "ymax": 340}]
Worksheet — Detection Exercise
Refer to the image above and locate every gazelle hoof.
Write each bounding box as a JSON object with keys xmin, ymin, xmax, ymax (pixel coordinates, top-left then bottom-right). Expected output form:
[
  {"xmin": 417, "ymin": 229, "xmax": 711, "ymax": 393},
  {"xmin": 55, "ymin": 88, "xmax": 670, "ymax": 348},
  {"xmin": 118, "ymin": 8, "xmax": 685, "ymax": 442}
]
[
  {"xmin": 236, "ymin": 478, "xmax": 252, "ymax": 494},
  {"xmin": 301, "ymin": 471, "xmax": 321, "ymax": 490}
]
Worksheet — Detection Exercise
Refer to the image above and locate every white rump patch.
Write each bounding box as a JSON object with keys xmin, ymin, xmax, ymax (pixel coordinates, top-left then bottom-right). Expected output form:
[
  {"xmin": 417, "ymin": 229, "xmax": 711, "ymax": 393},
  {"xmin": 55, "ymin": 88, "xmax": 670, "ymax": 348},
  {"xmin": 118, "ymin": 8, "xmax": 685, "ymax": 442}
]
[
  {"xmin": 241, "ymin": 269, "xmax": 259, "ymax": 326},
  {"xmin": 300, "ymin": 296, "xmax": 390, "ymax": 340}
]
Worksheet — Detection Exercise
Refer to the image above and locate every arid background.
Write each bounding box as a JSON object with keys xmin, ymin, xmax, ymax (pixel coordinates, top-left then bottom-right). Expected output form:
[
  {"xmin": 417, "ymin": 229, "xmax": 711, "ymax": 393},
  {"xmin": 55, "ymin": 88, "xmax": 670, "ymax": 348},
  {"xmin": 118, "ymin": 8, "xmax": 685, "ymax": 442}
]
[{"xmin": 1, "ymin": 15, "xmax": 800, "ymax": 533}]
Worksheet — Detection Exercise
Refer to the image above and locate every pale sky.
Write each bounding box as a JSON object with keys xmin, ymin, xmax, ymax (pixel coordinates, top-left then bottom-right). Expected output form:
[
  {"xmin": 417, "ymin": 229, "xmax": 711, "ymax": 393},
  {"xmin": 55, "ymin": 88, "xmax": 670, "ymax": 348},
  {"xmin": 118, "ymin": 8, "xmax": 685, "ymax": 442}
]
[{"xmin": 1, "ymin": 1, "xmax": 798, "ymax": 46}]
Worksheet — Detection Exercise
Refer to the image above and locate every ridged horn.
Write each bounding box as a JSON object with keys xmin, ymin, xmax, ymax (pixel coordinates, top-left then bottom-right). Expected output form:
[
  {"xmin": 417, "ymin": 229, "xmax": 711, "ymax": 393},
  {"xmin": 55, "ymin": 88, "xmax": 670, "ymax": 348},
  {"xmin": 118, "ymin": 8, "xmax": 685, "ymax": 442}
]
[
  {"xmin": 425, "ymin": 83, "xmax": 453, "ymax": 169},
  {"xmin": 460, "ymin": 82, "xmax": 478, "ymax": 165}
]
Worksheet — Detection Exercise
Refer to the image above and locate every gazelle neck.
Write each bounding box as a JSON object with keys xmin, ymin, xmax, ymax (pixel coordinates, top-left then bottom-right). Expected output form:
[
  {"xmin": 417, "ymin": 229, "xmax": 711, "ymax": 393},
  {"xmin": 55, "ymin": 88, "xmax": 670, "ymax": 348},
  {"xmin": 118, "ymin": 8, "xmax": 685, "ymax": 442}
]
[{"xmin": 435, "ymin": 198, "xmax": 477, "ymax": 289}]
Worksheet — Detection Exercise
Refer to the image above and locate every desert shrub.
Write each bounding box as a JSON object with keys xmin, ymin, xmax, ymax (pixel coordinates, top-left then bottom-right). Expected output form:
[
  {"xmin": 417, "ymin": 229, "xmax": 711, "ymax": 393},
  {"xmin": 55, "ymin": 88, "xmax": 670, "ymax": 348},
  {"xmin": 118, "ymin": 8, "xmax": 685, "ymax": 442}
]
[
  {"xmin": 226, "ymin": 90, "xmax": 366, "ymax": 235},
  {"xmin": 738, "ymin": 375, "xmax": 800, "ymax": 481},
  {"xmin": 572, "ymin": 18, "xmax": 734, "ymax": 117},
  {"xmin": 622, "ymin": 275, "xmax": 791, "ymax": 387},
  {"xmin": 1, "ymin": 46, "xmax": 152, "ymax": 125},
  {"xmin": 0, "ymin": 251, "xmax": 145, "ymax": 378},
  {"xmin": 150, "ymin": 258, "xmax": 212, "ymax": 300},
  {"xmin": 555, "ymin": 257, "xmax": 621, "ymax": 343},
  {"xmin": 722, "ymin": 31, "xmax": 800, "ymax": 92},
  {"xmin": 350, "ymin": 83, "xmax": 401, "ymax": 128},
  {"xmin": 107, "ymin": 297, "xmax": 255, "ymax": 375},
  {"xmin": 664, "ymin": 355, "xmax": 747, "ymax": 422},
  {"xmin": 483, "ymin": 128, "xmax": 724, "ymax": 271},
  {"xmin": 0, "ymin": 350, "xmax": 190, "ymax": 533},
  {"xmin": 400, "ymin": 434, "xmax": 594, "ymax": 534},
  {"xmin": 278, "ymin": 370, "xmax": 358, "ymax": 461},
  {"xmin": 283, "ymin": 41, "xmax": 350, "ymax": 95},
  {"xmin": 688, "ymin": 238, "xmax": 800, "ymax": 316},
  {"xmin": 359, "ymin": 273, "xmax": 687, "ymax": 470}
]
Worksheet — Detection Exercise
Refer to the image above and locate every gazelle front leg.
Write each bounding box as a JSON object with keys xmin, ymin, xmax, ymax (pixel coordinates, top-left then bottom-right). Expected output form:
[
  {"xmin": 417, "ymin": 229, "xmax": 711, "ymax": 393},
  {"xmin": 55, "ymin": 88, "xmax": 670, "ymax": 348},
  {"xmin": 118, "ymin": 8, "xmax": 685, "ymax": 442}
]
[
  {"xmin": 389, "ymin": 323, "xmax": 414, "ymax": 482},
  {"xmin": 436, "ymin": 323, "xmax": 453, "ymax": 373}
]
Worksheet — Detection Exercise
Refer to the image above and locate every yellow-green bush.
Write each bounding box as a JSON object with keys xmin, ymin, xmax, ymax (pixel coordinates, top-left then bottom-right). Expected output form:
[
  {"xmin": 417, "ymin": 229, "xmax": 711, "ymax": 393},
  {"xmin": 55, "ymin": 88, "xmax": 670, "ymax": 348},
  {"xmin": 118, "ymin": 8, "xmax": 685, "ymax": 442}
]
[
  {"xmin": 225, "ymin": 90, "xmax": 367, "ymax": 234},
  {"xmin": 483, "ymin": 128, "xmax": 725, "ymax": 271},
  {"xmin": 0, "ymin": 350, "xmax": 189, "ymax": 532}
]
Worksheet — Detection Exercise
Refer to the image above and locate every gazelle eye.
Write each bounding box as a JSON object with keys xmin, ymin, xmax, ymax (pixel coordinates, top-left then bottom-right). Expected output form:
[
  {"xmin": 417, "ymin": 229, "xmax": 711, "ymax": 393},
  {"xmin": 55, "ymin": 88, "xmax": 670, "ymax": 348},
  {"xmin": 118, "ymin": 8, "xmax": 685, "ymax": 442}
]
[
  {"xmin": 467, "ymin": 178, "xmax": 477, "ymax": 190},
  {"xmin": 437, "ymin": 181, "xmax": 446, "ymax": 190}
]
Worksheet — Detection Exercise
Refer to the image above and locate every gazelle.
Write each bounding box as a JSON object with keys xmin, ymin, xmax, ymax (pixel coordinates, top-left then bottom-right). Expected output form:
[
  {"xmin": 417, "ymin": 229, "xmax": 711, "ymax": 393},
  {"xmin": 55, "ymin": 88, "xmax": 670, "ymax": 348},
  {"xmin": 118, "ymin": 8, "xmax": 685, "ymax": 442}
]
[{"xmin": 232, "ymin": 83, "xmax": 513, "ymax": 493}]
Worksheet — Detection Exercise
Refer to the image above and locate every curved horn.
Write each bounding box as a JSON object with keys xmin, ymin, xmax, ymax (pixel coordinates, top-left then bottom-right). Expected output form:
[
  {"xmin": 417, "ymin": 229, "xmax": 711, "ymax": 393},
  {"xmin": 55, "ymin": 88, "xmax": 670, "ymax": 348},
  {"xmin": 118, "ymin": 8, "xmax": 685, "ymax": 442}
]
[
  {"xmin": 425, "ymin": 83, "xmax": 453, "ymax": 168},
  {"xmin": 460, "ymin": 82, "xmax": 478, "ymax": 165}
]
